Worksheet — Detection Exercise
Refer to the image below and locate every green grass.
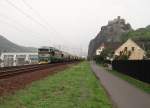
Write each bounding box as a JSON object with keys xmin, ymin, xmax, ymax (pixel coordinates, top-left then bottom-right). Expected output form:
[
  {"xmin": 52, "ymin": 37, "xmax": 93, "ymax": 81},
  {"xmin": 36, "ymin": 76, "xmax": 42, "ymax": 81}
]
[
  {"xmin": 105, "ymin": 68, "xmax": 150, "ymax": 94},
  {"xmin": 0, "ymin": 62, "xmax": 112, "ymax": 108}
]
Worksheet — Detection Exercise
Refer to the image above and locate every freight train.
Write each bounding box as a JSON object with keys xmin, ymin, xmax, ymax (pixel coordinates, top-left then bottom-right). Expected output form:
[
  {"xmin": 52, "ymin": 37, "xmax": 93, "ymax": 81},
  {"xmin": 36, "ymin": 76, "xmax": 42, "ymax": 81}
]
[{"xmin": 38, "ymin": 47, "xmax": 80, "ymax": 64}]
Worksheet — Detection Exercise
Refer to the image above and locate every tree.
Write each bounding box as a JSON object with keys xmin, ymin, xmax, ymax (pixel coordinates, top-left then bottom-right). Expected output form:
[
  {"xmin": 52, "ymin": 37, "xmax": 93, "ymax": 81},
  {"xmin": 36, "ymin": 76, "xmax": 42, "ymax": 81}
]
[
  {"xmin": 146, "ymin": 50, "xmax": 150, "ymax": 59},
  {"xmin": 114, "ymin": 48, "xmax": 131, "ymax": 60},
  {"xmin": 94, "ymin": 48, "xmax": 113, "ymax": 63}
]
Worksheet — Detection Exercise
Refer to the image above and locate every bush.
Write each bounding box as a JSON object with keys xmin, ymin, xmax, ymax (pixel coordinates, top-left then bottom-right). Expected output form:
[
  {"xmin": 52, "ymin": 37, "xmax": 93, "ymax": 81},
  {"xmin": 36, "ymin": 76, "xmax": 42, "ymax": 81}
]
[
  {"xmin": 94, "ymin": 55, "xmax": 105, "ymax": 64},
  {"xmin": 94, "ymin": 48, "xmax": 113, "ymax": 64},
  {"xmin": 146, "ymin": 50, "xmax": 150, "ymax": 58}
]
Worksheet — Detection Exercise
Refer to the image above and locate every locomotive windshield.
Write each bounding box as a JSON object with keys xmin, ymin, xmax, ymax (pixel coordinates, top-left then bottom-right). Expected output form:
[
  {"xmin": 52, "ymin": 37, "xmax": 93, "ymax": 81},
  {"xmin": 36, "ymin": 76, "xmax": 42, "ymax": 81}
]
[{"xmin": 38, "ymin": 48, "xmax": 49, "ymax": 52}]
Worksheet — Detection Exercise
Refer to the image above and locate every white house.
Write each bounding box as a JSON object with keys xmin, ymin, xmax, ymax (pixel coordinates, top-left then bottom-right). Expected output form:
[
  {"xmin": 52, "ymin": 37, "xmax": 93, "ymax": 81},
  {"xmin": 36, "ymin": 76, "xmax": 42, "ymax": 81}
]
[
  {"xmin": 96, "ymin": 43, "xmax": 105, "ymax": 55},
  {"xmin": 114, "ymin": 39, "xmax": 145, "ymax": 60}
]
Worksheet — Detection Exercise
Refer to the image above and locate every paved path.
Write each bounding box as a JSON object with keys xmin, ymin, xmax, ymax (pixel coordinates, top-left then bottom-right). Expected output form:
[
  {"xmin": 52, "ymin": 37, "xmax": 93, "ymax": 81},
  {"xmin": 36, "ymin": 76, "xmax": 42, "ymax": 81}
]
[{"xmin": 90, "ymin": 62, "xmax": 150, "ymax": 108}]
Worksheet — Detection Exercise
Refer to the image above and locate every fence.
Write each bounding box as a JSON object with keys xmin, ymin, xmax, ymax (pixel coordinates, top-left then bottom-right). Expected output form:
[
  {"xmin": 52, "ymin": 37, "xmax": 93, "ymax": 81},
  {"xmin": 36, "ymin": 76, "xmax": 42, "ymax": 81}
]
[{"xmin": 112, "ymin": 60, "xmax": 150, "ymax": 83}]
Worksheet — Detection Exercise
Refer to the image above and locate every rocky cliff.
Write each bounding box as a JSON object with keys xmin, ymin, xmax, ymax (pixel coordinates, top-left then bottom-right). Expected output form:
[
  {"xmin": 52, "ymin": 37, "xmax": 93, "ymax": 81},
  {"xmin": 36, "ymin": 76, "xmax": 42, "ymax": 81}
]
[{"xmin": 88, "ymin": 16, "xmax": 132, "ymax": 59}]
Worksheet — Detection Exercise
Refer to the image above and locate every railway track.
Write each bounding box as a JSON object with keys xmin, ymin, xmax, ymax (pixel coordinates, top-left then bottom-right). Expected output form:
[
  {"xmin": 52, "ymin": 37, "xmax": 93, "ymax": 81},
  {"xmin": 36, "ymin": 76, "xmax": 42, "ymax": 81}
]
[{"xmin": 0, "ymin": 62, "xmax": 72, "ymax": 79}]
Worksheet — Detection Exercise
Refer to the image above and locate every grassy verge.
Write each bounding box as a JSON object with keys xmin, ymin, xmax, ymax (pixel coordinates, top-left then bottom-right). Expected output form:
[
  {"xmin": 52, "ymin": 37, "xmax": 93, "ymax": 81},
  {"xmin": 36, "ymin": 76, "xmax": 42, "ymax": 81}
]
[
  {"xmin": 0, "ymin": 62, "xmax": 112, "ymax": 108},
  {"xmin": 104, "ymin": 67, "xmax": 150, "ymax": 94}
]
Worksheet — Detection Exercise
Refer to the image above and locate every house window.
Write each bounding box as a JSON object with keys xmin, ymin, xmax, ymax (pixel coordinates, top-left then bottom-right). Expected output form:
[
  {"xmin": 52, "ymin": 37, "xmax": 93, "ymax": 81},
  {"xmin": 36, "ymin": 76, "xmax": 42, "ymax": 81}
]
[
  {"xmin": 124, "ymin": 47, "xmax": 127, "ymax": 51},
  {"xmin": 132, "ymin": 47, "xmax": 135, "ymax": 51},
  {"xmin": 120, "ymin": 51, "xmax": 122, "ymax": 55},
  {"xmin": 124, "ymin": 47, "xmax": 128, "ymax": 52}
]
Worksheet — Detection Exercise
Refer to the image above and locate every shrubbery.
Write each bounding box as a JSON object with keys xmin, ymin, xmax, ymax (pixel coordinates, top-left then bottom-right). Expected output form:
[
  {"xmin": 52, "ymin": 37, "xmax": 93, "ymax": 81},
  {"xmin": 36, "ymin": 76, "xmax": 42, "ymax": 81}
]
[
  {"xmin": 121, "ymin": 26, "xmax": 150, "ymax": 42},
  {"xmin": 94, "ymin": 48, "xmax": 113, "ymax": 65}
]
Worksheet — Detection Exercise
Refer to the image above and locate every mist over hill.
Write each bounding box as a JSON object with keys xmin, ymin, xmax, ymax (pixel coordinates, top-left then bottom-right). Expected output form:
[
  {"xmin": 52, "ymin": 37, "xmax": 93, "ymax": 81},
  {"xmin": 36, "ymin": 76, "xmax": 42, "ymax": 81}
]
[{"xmin": 0, "ymin": 35, "xmax": 37, "ymax": 54}]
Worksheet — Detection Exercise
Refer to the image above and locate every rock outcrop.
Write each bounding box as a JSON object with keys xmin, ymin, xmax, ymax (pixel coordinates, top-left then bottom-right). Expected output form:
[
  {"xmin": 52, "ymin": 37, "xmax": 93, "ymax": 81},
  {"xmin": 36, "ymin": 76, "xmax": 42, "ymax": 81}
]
[{"xmin": 88, "ymin": 16, "xmax": 132, "ymax": 59}]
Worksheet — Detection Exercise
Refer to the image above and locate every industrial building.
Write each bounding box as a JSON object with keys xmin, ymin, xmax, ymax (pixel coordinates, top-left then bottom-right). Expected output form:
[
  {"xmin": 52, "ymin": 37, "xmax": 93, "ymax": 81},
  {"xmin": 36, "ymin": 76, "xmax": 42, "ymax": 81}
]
[{"xmin": 0, "ymin": 52, "xmax": 38, "ymax": 67}]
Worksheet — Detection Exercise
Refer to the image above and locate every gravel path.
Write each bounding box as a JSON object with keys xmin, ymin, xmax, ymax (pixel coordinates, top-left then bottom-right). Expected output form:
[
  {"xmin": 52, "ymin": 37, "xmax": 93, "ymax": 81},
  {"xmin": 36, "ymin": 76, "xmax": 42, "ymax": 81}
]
[{"xmin": 90, "ymin": 62, "xmax": 150, "ymax": 108}]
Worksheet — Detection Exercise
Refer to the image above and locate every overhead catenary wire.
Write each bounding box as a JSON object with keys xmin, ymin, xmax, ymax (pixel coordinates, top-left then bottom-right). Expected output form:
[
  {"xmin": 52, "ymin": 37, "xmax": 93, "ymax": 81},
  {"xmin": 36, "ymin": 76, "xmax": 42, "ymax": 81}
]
[
  {"xmin": 0, "ymin": 17, "xmax": 48, "ymax": 47},
  {"xmin": 0, "ymin": 3, "xmax": 50, "ymax": 46},
  {"xmin": 21, "ymin": 0, "xmax": 50, "ymax": 27},
  {"xmin": 4, "ymin": 0, "xmax": 56, "ymax": 45},
  {"xmin": 0, "ymin": 17, "xmax": 26, "ymax": 35},
  {"xmin": 0, "ymin": 12, "xmax": 46, "ymax": 39},
  {"xmin": 21, "ymin": 0, "xmax": 70, "ymax": 45},
  {"xmin": 4, "ymin": 0, "xmax": 80, "ymax": 54},
  {"xmin": 5, "ymin": 0, "xmax": 53, "ymax": 34},
  {"xmin": 5, "ymin": 0, "xmax": 69, "ymax": 47}
]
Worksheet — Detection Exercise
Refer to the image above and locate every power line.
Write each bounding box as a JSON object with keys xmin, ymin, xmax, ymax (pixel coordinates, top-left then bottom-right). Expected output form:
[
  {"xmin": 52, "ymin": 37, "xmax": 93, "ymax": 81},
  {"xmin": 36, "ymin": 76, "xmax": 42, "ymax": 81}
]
[
  {"xmin": 0, "ymin": 17, "xmax": 54, "ymax": 47},
  {"xmin": 0, "ymin": 18, "xmax": 45, "ymax": 46},
  {"xmin": 4, "ymin": 0, "xmax": 72, "ymax": 50},
  {"xmin": 22, "ymin": 0, "xmax": 49, "ymax": 26},
  {"xmin": 4, "ymin": 0, "xmax": 56, "ymax": 45},
  {"xmin": 5, "ymin": 0, "xmax": 52, "ymax": 33},
  {"xmin": 21, "ymin": 0, "xmax": 69, "ymax": 43},
  {"xmin": 0, "ymin": 12, "xmax": 45, "ymax": 38},
  {"xmin": 0, "ymin": 17, "xmax": 25, "ymax": 33}
]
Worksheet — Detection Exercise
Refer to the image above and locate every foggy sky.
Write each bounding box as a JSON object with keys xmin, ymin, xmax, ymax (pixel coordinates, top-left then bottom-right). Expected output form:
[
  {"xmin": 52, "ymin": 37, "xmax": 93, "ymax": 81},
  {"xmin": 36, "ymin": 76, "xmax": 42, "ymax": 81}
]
[{"xmin": 0, "ymin": 0, "xmax": 150, "ymax": 56}]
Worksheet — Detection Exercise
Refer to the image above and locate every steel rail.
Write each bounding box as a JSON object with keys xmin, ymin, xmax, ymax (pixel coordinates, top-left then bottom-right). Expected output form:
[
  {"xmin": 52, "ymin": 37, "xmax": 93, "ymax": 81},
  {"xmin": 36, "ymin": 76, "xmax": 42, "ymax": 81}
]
[{"xmin": 0, "ymin": 62, "xmax": 69, "ymax": 79}]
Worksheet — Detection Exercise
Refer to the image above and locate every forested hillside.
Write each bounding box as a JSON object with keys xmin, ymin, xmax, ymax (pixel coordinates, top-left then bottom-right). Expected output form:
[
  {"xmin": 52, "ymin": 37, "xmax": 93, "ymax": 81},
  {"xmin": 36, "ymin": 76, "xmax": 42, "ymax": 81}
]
[{"xmin": 121, "ymin": 25, "xmax": 150, "ymax": 41}]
